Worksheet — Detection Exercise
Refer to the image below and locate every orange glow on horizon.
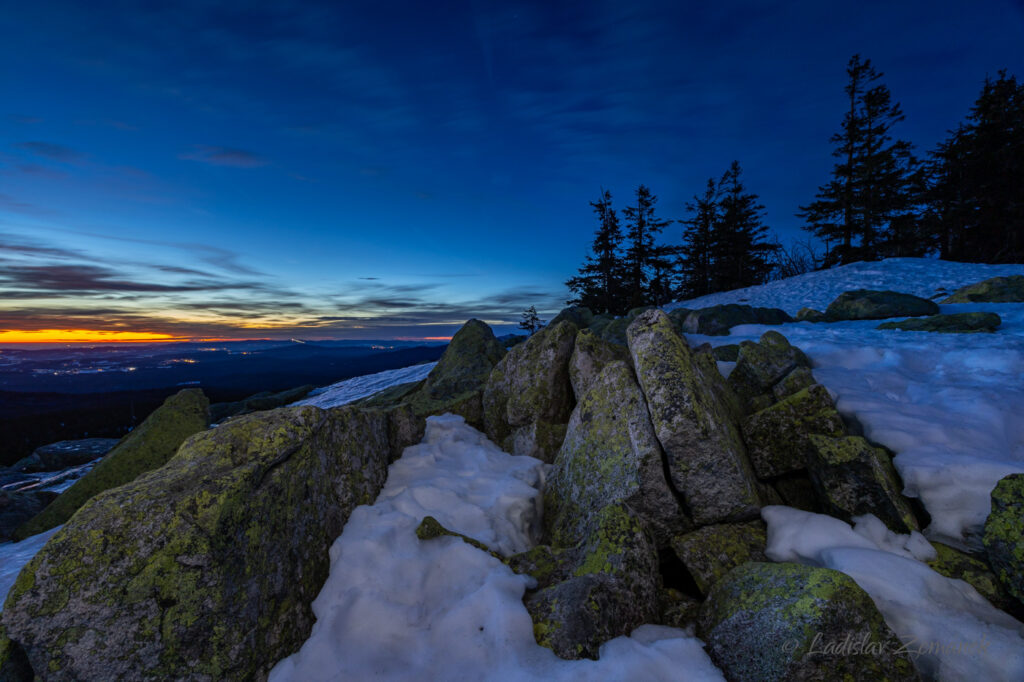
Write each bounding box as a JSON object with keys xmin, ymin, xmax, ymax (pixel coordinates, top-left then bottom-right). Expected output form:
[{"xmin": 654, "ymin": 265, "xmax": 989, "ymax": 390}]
[
  {"xmin": 422, "ymin": 336, "xmax": 453, "ymax": 341},
  {"xmin": 0, "ymin": 329, "xmax": 183, "ymax": 343}
]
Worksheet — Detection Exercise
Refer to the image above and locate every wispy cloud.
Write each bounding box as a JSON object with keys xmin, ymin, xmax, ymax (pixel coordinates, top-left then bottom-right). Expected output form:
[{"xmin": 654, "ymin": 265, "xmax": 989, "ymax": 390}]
[
  {"xmin": 14, "ymin": 141, "xmax": 83, "ymax": 163},
  {"xmin": 179, "ymin": 145, "xmax": 268, "ymax": 168}
]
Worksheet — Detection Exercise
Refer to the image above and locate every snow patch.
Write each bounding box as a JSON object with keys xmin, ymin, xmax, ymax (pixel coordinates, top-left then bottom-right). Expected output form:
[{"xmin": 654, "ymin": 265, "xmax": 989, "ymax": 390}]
[
  {"xmin": 0, "ymin": 526, "xmax": 61, "ymax": 613},
  {"xmin": 293, "ymin": 362, "xmax": 437, "ymax": 409}
]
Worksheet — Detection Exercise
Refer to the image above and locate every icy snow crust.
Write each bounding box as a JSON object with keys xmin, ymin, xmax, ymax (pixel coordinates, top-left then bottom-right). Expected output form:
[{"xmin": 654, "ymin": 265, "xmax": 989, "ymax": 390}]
[
  {"xmin": 675, "ymin": 257, "xmax": 1024, "ymax": 549},
  {"xmin": 293, "ymin": 362, "xmax": 438, "ymax": 409},
  {"xmin": 763, "ymin": 506, "xmax": 1024, "ymax": 681},
  {"xmin": 271, "ymin": 415, "xmax": 724, "ymax": 682},
  {"xmin": 0, "ymin": 526, "xmax": 60, "ymax": 613}
]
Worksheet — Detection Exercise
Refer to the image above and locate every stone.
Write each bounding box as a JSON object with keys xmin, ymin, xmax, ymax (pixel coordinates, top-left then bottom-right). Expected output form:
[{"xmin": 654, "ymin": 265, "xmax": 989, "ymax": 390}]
[
  {"xmin": 482, "ymin": 320, "xmax": 577, "ymax": 461},
  {"xmin": 2, "ymin": 404, "xmax": 393, "ymax": 680},
  {"xmin": 567, "ymin": 329, "xmax": 630, "ymax": 401},
  {"xmin": 927, "ymin": 542, "xmax": 1021, "ymax": 616},
  {"xmin": 548, "ymin": 306, "xmax": 595, "ymax": 329},
  {"xmin": 13, "ymin": 389, "xmax": 210, "ymax": 541},
  {"xmin": 806, "ymin": 435, "xmax": 919, "ymax": 533},
  {"xmin": 771, "ymin": 474, "xmax": 822, "ymax": 513},
  {"xmin": 0, "ymin": 625, "xmax": 32, "ymax": 682},
  {"xmin": 711, "ymin": 344, "xmax": 740, "ymax": 362},
  {"xmin": 728, "ymin": 331, "xmax": 811, "ymax": 413},
  {"xmin": 525, "ymin": 504, "xmax": 660, "ymax": 660},
  {"xmin": 698, "ymin": 562, "xmax": 918, "ymax": 682},
  {"xmin": 824, "ymin": 289, "xmax": 939, "ymax": 321},
  {"xmin": 771, "ymin": 366, "xmax": 816, "ymax": 402},
  {"xmin": 596, "ymin": 317, "xmax": 630, "ymax": 346},
  {"xmin": 796, "ymin": 307, "xmax": 826, "ymax": 322},
  {"xmin": 670, "ymin": 520, "xmax": 767, "ymax": 595},
  {"xmin": 627, "ymin": 310, "xmax": 761, "ymax": 526},
  {"xmin": 665, "ymin": 308, "xmax": 692, "ymax": 335},
  {"xmin": 742, "ymin": 385, "xmax": 847, "ymax": 479},
  {"xmin": 659, "ymin": 589, "xmax": 701, "ymax": 629},
  {"xmin": 545, "ymin": 360, "xmax": 688, "ymax": 547},
  {"xmin": 682, "ymin": 304, "xmax": 792, "ymax": 336},
  {"xmin": 941, "ymin": 275, "xmax": 1024, "ymax": 303},
  {"xmin": 0, "ymin": 491, "xmax": 56, "ymax": 542},
  {"xmin": 876, "ymin": 312, "xmax": 1001, "ymax": 333},
  {"xmin": 12, "ymin": 438, "xmax": 119, "ymax": 473},
  {"xmin": 983, "ymin": 473, "xmax": 1024, "ymax": 608}
]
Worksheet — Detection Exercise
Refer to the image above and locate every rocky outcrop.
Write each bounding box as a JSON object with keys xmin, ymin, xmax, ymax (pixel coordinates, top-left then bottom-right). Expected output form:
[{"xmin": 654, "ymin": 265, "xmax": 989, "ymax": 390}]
[
  {"xmin": 627, "ymin": 310, "xmax": 761, "ymax": 526},
  {"xmin": 698, "ymin": 562, "xmax": 918, "ymax": 682},
  {"xmin": 727, "ymin": 331, "xmax": 811, "ymax": 413},
  {"xmin": 209, "ymin": 384, "xmax": 315, "ymax": 423},
  {"xmin": 806, "ymin": 435, "xmax": 919, "ymax": 533},
  {"xmin": 983, "ymin": 473, "xmax": 1024, "ymax": 608},
  {"xmin": 13, "ymin": 389, "xmax": 210, "ymax": 541},
  {"xmin": 567, "ymin": 329, "xmax": 630, "ymax": 401},
  {"xmin": 11, "ymin": 438, "xmax": 119, "ymax": 473},
  {"xmin": 927, "ymin": 542, "xmax": 1021, "ymax": 616},
  {"xmin": 482, "ymin": 321, "xmax": 577, "ymax": 461},
  {"xmin": 941, "ymin": 275, "xmax": 1024, "ymax": 303},
  {"xmin": 545, "ymin": 360, "xmax": 687, "ymax": 546},
  {"xmin": 547, "ymin": 306, "xmax": 595, "ymax": 329},
  {"xmin": 670, "ymin": 520, "xmax": 767, "ymax": 595},
  {"xmin": 824, "ymin": 289, "xmax": 939, "ymax": 320},
  {"xmin": 0, "ymin": 491, "xmax": 56, "ymax": 542},
  {"xmin": 877, "ymin": 312, "xmax": 1001, "ymax": 333},
  {"xmin": 2, "ymin": 404, "xmax": 394, "ymax": 680},
  {"xmin": 681, "ymin": 304, "xmax": 792, "ymax": 336}
]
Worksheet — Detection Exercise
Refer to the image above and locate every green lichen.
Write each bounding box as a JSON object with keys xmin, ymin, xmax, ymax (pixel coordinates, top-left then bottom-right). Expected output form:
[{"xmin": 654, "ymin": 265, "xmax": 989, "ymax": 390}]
[
  {"xmin": 941, "ymin": 275, "xmax": 1024, "ymax": 303},
  {"xmin": 670, "ymin": 520, "xmax": 767, "ymax": 594},
  {"xmin": 983, "ymin": 474, "xmax": 1024, "ymax": 606},
  {"xmin": 573, "ymin": 505, "xmax": 637, "ymax": 578},
  {"xmin": 415, "ymin": 516, "xmax": 501, "ymax": 560}
]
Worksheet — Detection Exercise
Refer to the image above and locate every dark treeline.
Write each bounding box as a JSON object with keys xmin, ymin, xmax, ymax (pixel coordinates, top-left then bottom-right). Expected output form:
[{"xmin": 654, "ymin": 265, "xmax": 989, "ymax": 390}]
[{"xmin": 567, "ymin": 56, "xmax": 1023, "ymax": 313}]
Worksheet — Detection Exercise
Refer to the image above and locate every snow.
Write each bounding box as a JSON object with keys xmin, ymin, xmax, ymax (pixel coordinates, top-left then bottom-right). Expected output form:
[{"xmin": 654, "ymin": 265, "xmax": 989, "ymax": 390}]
[
  {"xmin": 763, "ymin": 506, "xmax": 1024, "ymax": 681},
  {"xmin": 674, "ymin": 257, "xmax": 1024, "ymax": 549},
  {"xmin": 292, "ymin": 362, "xmax": 437, "ymax": 409},
  {"xmin": 271, "ymin": 415, "xmax": 724, "ymax": 682},
  {"xmin": 0, "ymin": 526, "xmax": 61, "ymax": 613}
]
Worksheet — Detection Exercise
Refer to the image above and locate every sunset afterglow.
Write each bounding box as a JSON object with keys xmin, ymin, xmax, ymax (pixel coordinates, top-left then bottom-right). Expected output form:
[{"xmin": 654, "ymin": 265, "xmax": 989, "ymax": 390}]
[{"xmin": 0, "ymin": 329, "xmax": 181, "ymax": 344}]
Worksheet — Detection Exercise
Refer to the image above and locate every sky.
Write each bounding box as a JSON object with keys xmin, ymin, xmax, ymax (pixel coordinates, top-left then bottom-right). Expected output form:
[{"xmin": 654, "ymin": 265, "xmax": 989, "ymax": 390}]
[{"xmin": 1, "ymin": 0, "xmax": 1022, "ymax": 341}]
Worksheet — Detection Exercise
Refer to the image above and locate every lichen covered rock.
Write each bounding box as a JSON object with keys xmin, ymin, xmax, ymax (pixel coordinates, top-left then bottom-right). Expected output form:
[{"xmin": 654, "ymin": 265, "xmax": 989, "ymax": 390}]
[
  {"xmin": 13, "ymin": 389, "xmax": 209, "ymax": 541},
  {"xmin": 983, "ymin": 473, "xmax": 1024, "ymax": 608},
  {"xmin": 12, "ymin": 438, "xmax": 119, "ymax": 473},
  {"xmin": 927, "ymin": 542, "xmax": 1021, "ymax": 616},
  {"xmin": 698, "ymin": 562, "xmax": 918, "ymax": 682},
  {"xmin": 670, "ymin": 520, "xmax": 767, "ymax": 595},
  {"xmin": 482, "ymin": 320, "xmax": 577, "ymax": 461},
  {"xmin": 545, "ymin": 360, "xmax": 688, "ymax": 546},
  {"xmin": 525, "ymin": 504, "xmax": 660, "ymax": 660},
  {"xmin": 548, "ymin": 305, "xmax": 595, "ymax": 329},
  {"xmin": 742, "ymin": 385, "xmax": 846, "ymax": 479},
  {"xmin": 567, "ymin": 329, "xmax": 630, "ymax": 401},
  {"xmin": 628, "ymin": 309, "xmax": 761, "ymax": 526},
  {"xmin": 2, "ymin": 404, "xmax": 394, "ymax": 680},
  {"xmin": 806, "ymin": 434, "xmax": 919, "ymax": 533},
  {"xmin": 941, "ymin": 275, "xmax": 1024, "ymax": 303},
  {"xmin": 682, "ymin": 304, "xmax": 792, "ymax": 336},
  {"xmin": 727, "ymin": 331, "xmax": 811, "ymax": 410},
  {"xmin": 0, "ymin": 491, "xmax": 55, "ymax": 542},
  {"xmin": 824, "ymin": 289, "xmax": 939, "ymax": 321},
  {"xmin": 877, "ymin": 312, "xmax": 1001, "ymax": 333}
]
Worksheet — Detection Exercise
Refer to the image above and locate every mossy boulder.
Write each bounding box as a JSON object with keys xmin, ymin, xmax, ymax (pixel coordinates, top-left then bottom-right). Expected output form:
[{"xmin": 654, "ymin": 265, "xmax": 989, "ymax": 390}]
[
  {"xmin": 567, "ymin": 329, "xmax": 630, "ymax": 401},
  {"xmin": 927, "ymin": 542, "xmax": 1021, "ymax": 616},
  {"xmin": 2, "ymin": 404, "xmax": 394, "ymax": 680},
  {"xmin": 209, "ymin": 384, "xmax": 315, "ymax": 423},
  {"xmin": 595, "ymin": 317, "xmax": 630, "ymax": 346},
  {"xmin": 524, "ymin": 504, "xmax": 660, "ymax": 660},
  {"xmin": 941, "ymin": 275, "xmax": 1024, "ymax": 303},
  {"xmin": 742, "ymin": 384, "xmax": 847, "ymax": 479},
  {"xmin": 13, "ymin": 389, "xmax": 209, "ymax": 541},
  {"xmin": 796, "ymin": 307, "xmax": 826, "ymax": 322},
  {"xmin": 665, "ymin": 308, "xmax": 692, "ymax": 334},
  {"xmin": 0, "ymin": 491, "xmax": 55, "ymax": 542},
  {"xmin": 806, "ymin": 434, "xmax": 919, "ymax": 533},
  {"xmin": 771, "ymin": 366, "xmax": 816, "ymax": 402},
  {"xmin": 728, "ymin": 331, "xmax": 811, "ymax": 413},
  {"xmin": 545, "ymin": 360, "xmax": 688, "ymax": 547},
  {"xmin": 482, "ymin": 320, "xmax": 577, "ymax": 461},
  {"xmin": 548, "ymin": 306, "xmax": 595, "ymax": 329},
  {"xmin": 771, "ymin": 473, "xmax": 822, "ymax": 513},
  {"xmin": 711, "ymin": 344, "xmax": 740, "ymax": 362},
  {"xmin": 682, "ymin": 304, "xmax": 792, "ymax": 336},
  {"xmin": 670, "ymin": 520, "xmax": 767, "ymax": 595},
  {"xmin": 628, "ymin": 310, "xmax": 761, "ymax": 526},
  {"xmin": 983, "ymin": 473, "xmax": 1024, "ymax": 608},
  {"xmin": 877, "ymin": 312, "xmax": 1001, "ymax": 333},
  {"xmin": 698, "ymin": 562, "xmax": 918, "ymax": 682},
  {"xmin": 824, "ymin": 289, "xmax": 939, "ymax": 321},
  {"xmin": 0, "ymin": 625, "xmax": 32, "ymax": 682}
]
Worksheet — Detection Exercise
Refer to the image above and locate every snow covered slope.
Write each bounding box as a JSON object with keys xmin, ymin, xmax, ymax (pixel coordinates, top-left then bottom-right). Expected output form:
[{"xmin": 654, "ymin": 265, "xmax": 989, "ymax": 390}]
[
  {"xmin": 675, "ymin": 257, "xmax": 1024, "ymax": 550},
  {"xmin": 292, "ymin": 362, "xmax": 437, "ymax": 409},
  {"xmin": 666, "ymin": 257, "xmax": 1024, "ymax": 314}
]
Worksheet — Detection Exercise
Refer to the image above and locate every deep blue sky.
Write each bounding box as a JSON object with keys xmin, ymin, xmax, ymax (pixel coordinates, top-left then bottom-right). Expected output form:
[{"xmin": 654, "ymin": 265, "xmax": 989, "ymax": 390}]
[{"xmin": 1, "ymin": 0, "xmax": 1022, "ymax": 340}]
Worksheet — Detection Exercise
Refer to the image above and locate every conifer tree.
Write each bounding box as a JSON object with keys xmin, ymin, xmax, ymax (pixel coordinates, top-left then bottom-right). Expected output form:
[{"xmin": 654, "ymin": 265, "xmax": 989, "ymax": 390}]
[
  {"xmin": 678, "ymin": 179, "xmax": 718, "ymax": 298},
  {"xmin": 622, "ymin": 185, "xmax": 672, "ymax": 308},
  {"xmin": 711, "ymin": 161, "xmax": 775, "ymax": 291},
  {"xmin": 518, "ymin": 306, "xmax": 544, "ymax": 335},
  {"xmin": 566, "ymin": 189, "xmax": 629, "ymax": 314}
]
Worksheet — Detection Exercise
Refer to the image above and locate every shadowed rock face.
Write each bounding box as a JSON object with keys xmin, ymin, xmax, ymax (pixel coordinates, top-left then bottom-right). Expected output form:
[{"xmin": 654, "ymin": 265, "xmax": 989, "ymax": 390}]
[
  {"xmin": 2, "ymin": 404, "xmax": 394, "ymax": 681},
  {"xmin": 984, "ymin": 474, "xmax": 1024, "ymax": 610},
  {"xmin": 682, "ymin": 304, "xmax": 792, "ymax": 336},
  {"xmin": 13, "ymin": 389, "xmax": 210, "ymax": 541},
  {"xmin": 877, "ymin": 312, "xmax": 1001, "ymax": 333},
  {"xmin": 941, "ymin": 275, "xmax": 1024, "ymax": 303},
  {"xmin": 627, "ymin": 309, "xmax": 761, "ymax": 526},
  {"xmin": 824, "ymin": 289, "xmax": 939, "ymax": 320}
]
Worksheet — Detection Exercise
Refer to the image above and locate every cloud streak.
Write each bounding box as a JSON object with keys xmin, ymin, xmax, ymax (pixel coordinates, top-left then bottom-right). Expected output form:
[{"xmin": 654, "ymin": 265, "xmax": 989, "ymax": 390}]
[{"xmin": 179, "ymin": 145, "xmax": 268, "ymax": 168}]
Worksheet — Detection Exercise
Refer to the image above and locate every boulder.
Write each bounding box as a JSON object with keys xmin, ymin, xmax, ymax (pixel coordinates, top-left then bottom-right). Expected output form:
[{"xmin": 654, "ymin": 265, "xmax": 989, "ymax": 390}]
[
  {"xmin": 771, "ymin": 474, "xmax": 821, "ymax": 513},
  {"xmin": 482, "ymin": 320, "xmax": 577, "ymax": 461},
  {"xmin": 927, "ymin": 542, "xmax": 1021, "ymax": 617},
  {"xmin": 983, "ymin": 473, "xmax": 1024, "ymax": 608},
  {"xmin": 728, "ymin": 331, "xmax": 811, "ymax": 413},
  {"xmin": 548, "ymin": 306, "xmax": 595, "ymax": 329},
  {"xmin": 210, "ymin": 384, "xmax": 315, "ymax": 423},
  {"xmin": 877, "ymin": 312, "xmax": 1001, "ymax": 333},
  {"xmin": 941, "ymin": 275, "xmax": 1024, "ymax": 303},
  {"xmin": 12, "ymin": 438, "xmax": 119, "ymax": 473},
  {"xmin": 525, "ymin": 504, "xmax": 660, "ymax": 660},
  {"xmin": 567, "ymin": 329, "xmax": 630, "ymax": 401},
  {"xmin": 824, "ymin": 289, "xmax": 939, "ymax": 321},
  {"xmin": 13, "ymin": 389, "xmax": 209, "ymax": 541},
  {"xmin": 595, "ymin": 317, "xmax": 630, "ymax": 346},
  {"xmin": 742, "ymin": 385, "xmax": 847, "ymax": 479},
  {"xmin": 665, "ymin": 308, "xmax": 692, "ymax": 335},
  {"xmin": 0, "ymin": 625, "xmax": 32, "ymax": 682},
  {"xmin": 627, "ymin": 310, "xmax": 761, "ymax": 526},
  {"xmin": 771, "ymin": 366, "xmax": 816, "ymax": 402},
  {"xmin": 0, "ymin": 491, "xmax": 56, "ymax": 542},
  {"xmin": 711, "ymin": 344, "xmax": 740, "ymax": 362},
  {"xmin": 545, "ymin": 360, "xmax": 688, "ymax": 547},
  {"xmin": 682, "ymin": 304, "xmax": 792, "ymax": 336},
  {"xmin": 670, "ymin": 520, "xmax": 767, "ymax": 595},
  {"xmin": 698, "ymin": 562, "xmax": 918, "ymax": 682},
  {"xmin": 2, "ymin": 404, "xmax": 393, "ymax": 680},
  {"xmin": 659, "ymin": 589, "xmax": 701, "ymax": 629},
  {"xmin": 796, "ymin": 307, "xmax": 826, "ymax": 322},
  {"xmin": 806, "ymin": 434, "xmax": 919, "ymax": 533}
]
